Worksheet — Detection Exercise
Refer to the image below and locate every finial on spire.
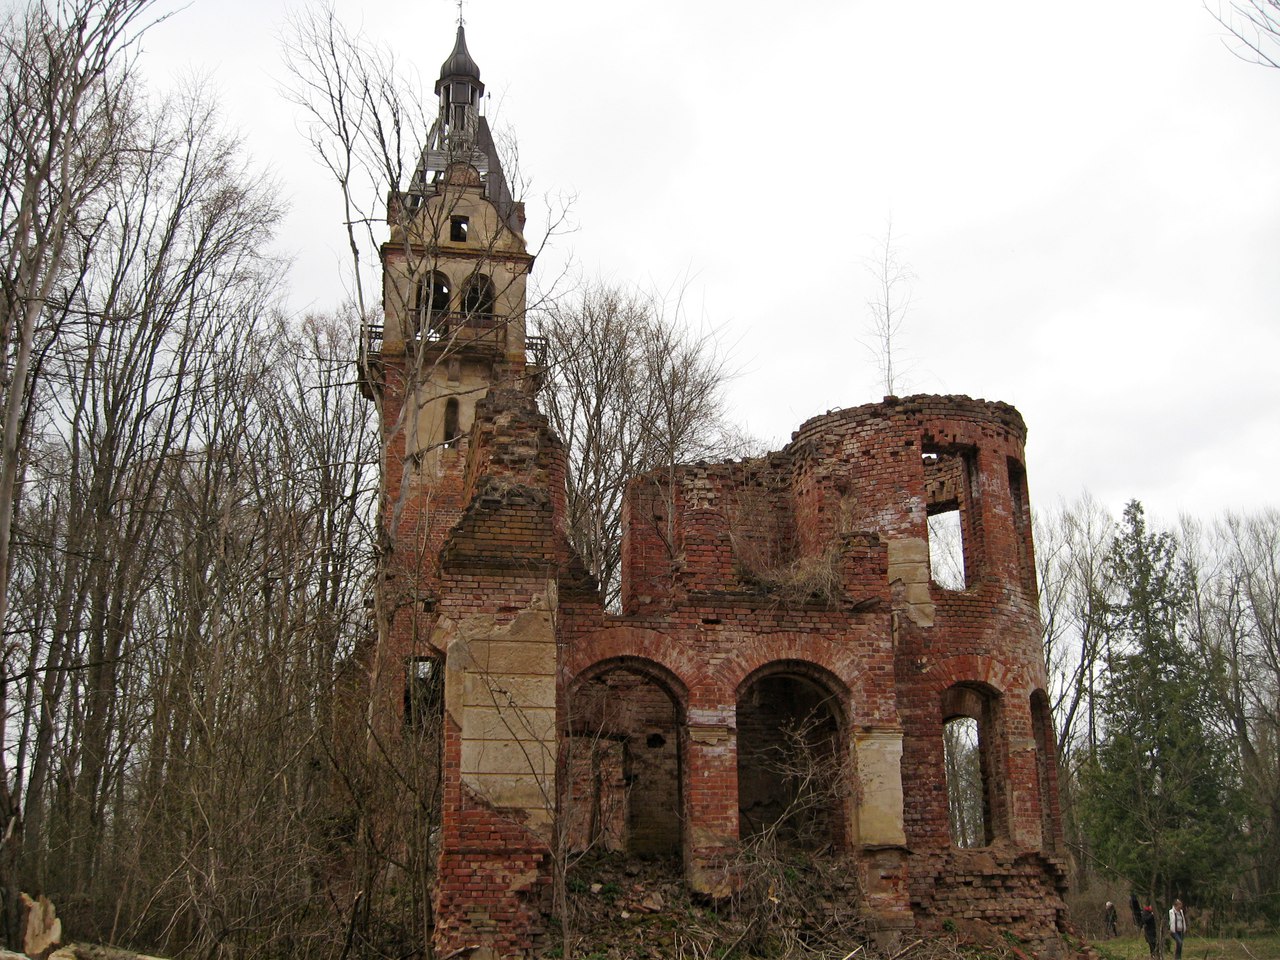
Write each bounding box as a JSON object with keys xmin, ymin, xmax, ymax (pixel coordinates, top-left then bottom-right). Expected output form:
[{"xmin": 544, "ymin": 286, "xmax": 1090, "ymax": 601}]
[
  {"xmin": 456, "ymin": 0, "xmax": 465, "ymax": 27},
  {"xmin": 436, "ymin": 14, "xmax": 483, "ymax": 94}
]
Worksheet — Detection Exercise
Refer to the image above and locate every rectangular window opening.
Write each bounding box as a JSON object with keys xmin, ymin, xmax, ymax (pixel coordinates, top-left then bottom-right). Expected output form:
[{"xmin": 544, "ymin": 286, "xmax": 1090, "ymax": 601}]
[
  {"xmin": 404, "ymin": 655, "xmax": 444, "ymax": 732},
  {"xmin": 1007, "ymin": 457, "xmax": 1034, "ymax": 593},
  {"xmin": 928, "ymin": 509, "xmax": 966, "ymax": 590},
  {"xmin": 923, "ymin": 447, "xmax": 976, "ymax": 589},
  {"xmin": 944, "ymin": 715, "xmax": 987, "ymax": 848},
  {"xmin": 450, "ymin": 215, "xmax": 469, "ymax": 242}
]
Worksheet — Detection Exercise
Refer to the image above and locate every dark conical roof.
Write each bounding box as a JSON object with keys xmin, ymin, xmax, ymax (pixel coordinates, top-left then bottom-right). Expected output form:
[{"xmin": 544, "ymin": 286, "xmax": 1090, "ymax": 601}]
[{"xmin": 437, "ymin": 24, "xmax": 482, "ymax": 90}]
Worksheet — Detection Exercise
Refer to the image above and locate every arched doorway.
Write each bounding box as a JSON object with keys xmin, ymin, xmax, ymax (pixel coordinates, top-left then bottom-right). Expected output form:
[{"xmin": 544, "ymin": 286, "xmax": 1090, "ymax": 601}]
[
  {"xmin": 736, "ymin": 666, "xmax": 845, "ymax": 850},
  {"xmin": 566, "ymin": 664, "xmax": 683, "ymax": 859}
]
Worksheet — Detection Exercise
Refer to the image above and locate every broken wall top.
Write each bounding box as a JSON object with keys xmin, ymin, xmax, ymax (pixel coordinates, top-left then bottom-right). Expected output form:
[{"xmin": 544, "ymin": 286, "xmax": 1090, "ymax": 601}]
[{"xmin": 620, "ymin": 394, "xmax": 1033, "ymax": 611}]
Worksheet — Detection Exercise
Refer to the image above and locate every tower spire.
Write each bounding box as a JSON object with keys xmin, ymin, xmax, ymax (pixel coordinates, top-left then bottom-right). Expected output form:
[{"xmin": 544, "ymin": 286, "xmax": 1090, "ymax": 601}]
[{"xmin": 414, "ymin": 22, "xmax": 519, "ymax": 231}]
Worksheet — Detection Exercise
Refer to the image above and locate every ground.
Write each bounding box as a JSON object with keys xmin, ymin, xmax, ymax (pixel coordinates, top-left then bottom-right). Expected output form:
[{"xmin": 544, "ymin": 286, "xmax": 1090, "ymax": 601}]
[
  {"xmin": 550, "ymin": 853, "xmax": 1080, "ymax": 960},
  {"xmin": 1091, "ymin": 936, "xmax": 1280, "ymax": 960}
]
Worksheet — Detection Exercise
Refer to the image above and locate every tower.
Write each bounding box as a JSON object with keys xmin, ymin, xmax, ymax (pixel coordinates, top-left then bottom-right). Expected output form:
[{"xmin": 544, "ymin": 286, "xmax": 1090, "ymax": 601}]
[
  {"xmin": 360, "ymin": 26, "xmax": 564, "ymax": 960},
  {"xmin": 367, "ymin": 23, "xmax": 536, "ymax": 476},
  {"xmin": 360, "ymin": 17, "xmax": 544, "ymax": 753}
]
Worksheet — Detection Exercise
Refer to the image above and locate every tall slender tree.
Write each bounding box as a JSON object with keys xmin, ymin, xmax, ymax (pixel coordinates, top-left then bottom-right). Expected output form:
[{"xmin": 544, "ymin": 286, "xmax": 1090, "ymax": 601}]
[{"xmin": 1079, "ymin": 501, "xmax": 1244, "ymax": 907}]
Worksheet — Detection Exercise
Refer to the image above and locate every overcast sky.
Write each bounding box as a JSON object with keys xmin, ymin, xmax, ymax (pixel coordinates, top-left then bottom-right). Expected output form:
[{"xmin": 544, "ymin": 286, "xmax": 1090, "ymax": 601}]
[{"xmin": 140, "ymin": 0, "xmax": 1280, "ymax": 523}]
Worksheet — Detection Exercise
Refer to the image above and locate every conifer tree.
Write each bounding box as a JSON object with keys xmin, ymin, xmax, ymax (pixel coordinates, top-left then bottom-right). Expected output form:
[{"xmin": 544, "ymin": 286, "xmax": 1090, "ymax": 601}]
[{"xmin": 1080, "ymin": 501, "xmax": 1244, "ymax": 906}]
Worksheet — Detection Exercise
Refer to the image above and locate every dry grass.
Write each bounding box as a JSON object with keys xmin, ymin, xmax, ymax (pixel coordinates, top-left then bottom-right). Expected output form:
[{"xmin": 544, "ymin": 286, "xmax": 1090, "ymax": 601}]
[
  {"xmin": 1091, "ymin": 934, "xmax": 1280, "ymax": 960},
  {"xmin": 736, "ymin": 549, "xmax": 844, "ymax": 607},
  {"xmin": 550, "ymin": 853, "xmax": 1091, "ymax": 960}
]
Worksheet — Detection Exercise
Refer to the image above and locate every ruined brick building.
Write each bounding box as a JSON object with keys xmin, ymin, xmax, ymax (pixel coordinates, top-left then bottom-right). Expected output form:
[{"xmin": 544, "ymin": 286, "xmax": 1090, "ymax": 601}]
[{"xmin": 358, "ymin": 26, "xmax": 1068, "ymax": 960}]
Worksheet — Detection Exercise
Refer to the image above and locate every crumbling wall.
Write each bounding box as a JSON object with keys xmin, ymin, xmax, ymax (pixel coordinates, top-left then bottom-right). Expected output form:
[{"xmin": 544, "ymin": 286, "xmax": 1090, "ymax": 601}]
[
  {"xmin": 578, "ymin": 395, "xmax": 1065, "ymax": 943},
  {"xmin": 378, "ymin": 391, "xmax": 1067, "ymax": 956},
  {"xmin": 428, "ymin": 390, "xmax": 572, "ymax": 960}
]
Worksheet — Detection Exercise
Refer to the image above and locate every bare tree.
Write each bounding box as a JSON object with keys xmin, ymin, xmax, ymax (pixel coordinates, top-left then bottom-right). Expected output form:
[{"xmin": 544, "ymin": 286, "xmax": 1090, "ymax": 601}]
[
  {"xmin": 1181, "ymin": 510, "xmax": 1280, "ymax": 911},
  {"xmin": 1032, "ymin": 495, "xmax": 1117, "ymax": 888},
  {"xmin": 943, "ymin": 717, "xmax": 984, "ymax": 849},
  {"xmin": 859, "ymin": 223, "xmax": 914, "ymax": 398},
  {"xmin": 0, "ymin": 72, "xmax": 319, "ymax": 951},
  {"xmin": 537, "ymin": 281, "xmax": 737, "ymax": 608},
  {"xmin": 1211, "ymin": 1, "xmax": 1280, "ymax": 68},
  {"xmin": 280, "ymin": 5, "xmax": 429, "ymax": 318},
  {"xmin": 1036, "ymin": 494, "xmax": 1115, "ymax": 760},
  {"xmin": 0, "ymin": 2, "xmax": 163, "ymax": 934}
]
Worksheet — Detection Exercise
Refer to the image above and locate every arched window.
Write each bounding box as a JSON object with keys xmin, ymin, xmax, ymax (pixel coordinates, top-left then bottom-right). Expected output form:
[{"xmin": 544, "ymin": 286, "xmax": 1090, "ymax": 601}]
[
  {"xmin": 941, "ymin": 683, "xmax": 1005, "ymax": 848},
  {"xmin": 461, "ymin": 273, "xmax": 495, "ymax": 317},
  {"xmin": 413, "ymin": 271, "xmax": 451, "ymax": 335}
]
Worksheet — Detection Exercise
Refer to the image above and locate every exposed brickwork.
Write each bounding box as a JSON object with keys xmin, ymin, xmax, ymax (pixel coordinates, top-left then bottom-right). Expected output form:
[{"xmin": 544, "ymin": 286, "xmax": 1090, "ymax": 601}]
[
  {"xmin": 433, "ymin": 714, "xmax": 551, "ymax": 959},
  {"xmin": 364, "ymin": 109, "xmax": 1067, "ymax": 954},
  {"xmin": 356, "ymin": 32, "xmax": 1074, "ymax": 955},
  {"xmin": 369, "ymin": 349, "xmax": 1073, "ymax": 954}
]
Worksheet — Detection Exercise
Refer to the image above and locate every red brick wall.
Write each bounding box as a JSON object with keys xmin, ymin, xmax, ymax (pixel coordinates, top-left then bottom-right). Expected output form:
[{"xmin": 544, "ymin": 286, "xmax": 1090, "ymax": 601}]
[
  {"xmin": 576, "ymin": 396, "xmax": 1066, "ymax": 941},
  {"xmin": 433, "ymin": 713, "xmax": 552, "ymax": 959},
  {"xmin": 372, "ymin": 385, "xmax": 1069, "ymax": 954}
]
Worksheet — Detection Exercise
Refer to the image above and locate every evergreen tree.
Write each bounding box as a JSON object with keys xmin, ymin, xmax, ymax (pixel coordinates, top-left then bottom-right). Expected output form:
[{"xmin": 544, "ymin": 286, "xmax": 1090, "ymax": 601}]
[{"xmin": 1080, "ymin": 501, "xmax": 1244, "ymax": 906}]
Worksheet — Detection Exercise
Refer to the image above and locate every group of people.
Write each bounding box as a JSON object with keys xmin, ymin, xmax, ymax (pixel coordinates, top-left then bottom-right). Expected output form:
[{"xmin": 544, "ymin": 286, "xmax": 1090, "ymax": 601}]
[{"xmin": 1103, "ymin": 896, "xmax": 1187, "ymax": 958}]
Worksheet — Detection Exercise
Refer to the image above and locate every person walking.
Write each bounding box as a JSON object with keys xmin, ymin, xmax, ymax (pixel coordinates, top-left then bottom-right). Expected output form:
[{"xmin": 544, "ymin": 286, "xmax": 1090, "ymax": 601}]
[
  {"xmin": 1141, "ymin": 905, "xmax": 1158, "ymax": 957},
  {"xmin": 1104, "ymin": 901, "xmax": 1119, "ymax": 938},
  {"xmin": 1169, "ymin": 899, "xmax": 1187, "ymax": 960}
]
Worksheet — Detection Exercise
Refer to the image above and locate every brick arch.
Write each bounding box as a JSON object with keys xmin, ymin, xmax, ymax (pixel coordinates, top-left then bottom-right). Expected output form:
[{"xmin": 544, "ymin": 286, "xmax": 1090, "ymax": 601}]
[
  {"xmin": 923, "ymin": 655, "xmax": 1042, "ymax": 850},
  {"xmin": 705, "ymin": 635, "xmax": 854, "ymax": 710},
  {"xmin": 917, "ymin": 652, "xmax": 1032, "ymax": 700},
  {"xmin": 734, "ymin": 658, "xmax": 850, "ymax": 849},
  {"xmin": 735, "ymin": 658, "xmax": 850, "ymax": 720},
  {"xmin": 563, "ymin": 651, "xmax": 687, "ymax": 861},
  {"xmin": 566, "ymin": 625, "xmax": 693, "ymax": 701},
  {"xmin": 568, "ymin": 654, "xmax": 689, "ymax": 713},
  {"xmin": 941, "ymin": 679, "xmax": 1000, "ymax": 722},
  {"xmin": 938, "ymin": 677, "xmax": 1006, "ymax": 848}
]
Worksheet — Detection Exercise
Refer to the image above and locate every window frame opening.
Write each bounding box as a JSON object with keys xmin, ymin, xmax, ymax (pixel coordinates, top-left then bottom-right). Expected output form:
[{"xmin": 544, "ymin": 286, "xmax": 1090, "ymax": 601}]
[
  {"xmin": 922, "ymin": 445, "xmax": 980, "ymax": 590},
  {"xmin": 927, "ymin": 508, "xmax": 966, "ymax": 590},
  {"xmin": 943, "ymin": 715, "xmax": 985, "ymax": 847},
  {"xmin": 443, "ymin": 397, "xmax": 461, "ymax": 450},
  {"xmin": 404, "ymin": 655, "xmax": 444, "ymax": 733},
  {"xmin": 461, "ymin": 273, "xmax": 495, "ymax": 318},
  {"xmin": 941, "ymin": 682, "xmax": 1006, "ymax": 849},
  {"xmin": 413, "ymin": 271, "xmax": 452, "ymax": 336},
  {"xmin": 1030, "ymin": 690, "xmax": 1059, "ymax": 853},
  {"xmin": 1007, "ymin": 457, "xmax": 1035, "ymax": 594}
]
